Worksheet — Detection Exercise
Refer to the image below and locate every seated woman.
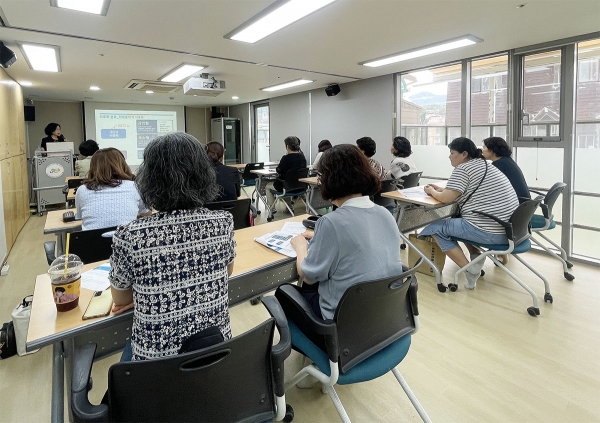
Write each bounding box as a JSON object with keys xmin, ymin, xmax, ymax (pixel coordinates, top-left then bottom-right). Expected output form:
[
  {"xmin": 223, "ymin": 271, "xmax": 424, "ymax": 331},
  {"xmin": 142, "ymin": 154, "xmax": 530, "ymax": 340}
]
[
  {"xmin": 75, "ymin": 139, "xmax": 99, "ymax": 178},
  {"xmin": 388, "ymin": 136, "xmax": 418, "ymax": 180},
  {"xmin": 109, "ymin": 132, "xmax": 236, "ymax": 362},
  {"xmin": 206, "ymin": 141, "xmax": 240, "ymax": 202},
  {"xmin": 75, "ymin": 148, "xmax": 149, "ymax": 231},
  {"xmin": 266, "ymin": 136, "xmax": 307, "ymax": 213},
  {"xmin": 356, "ymin": 136, "xmax": 387, "ymax": 180},
  {"xmin": 421, "ymin": 137, "xmax": 519, "ymax": 289},
  {"xmin": 482, "ymin": 136, "xmax": 530, "ymax": 203},
  {"xmin": 312, "ymin": 139, "xmax": 332, "ymax": 171},
  {"xmin": 290, "ymin": 144, "xmax": 404, "ymax": 320}
]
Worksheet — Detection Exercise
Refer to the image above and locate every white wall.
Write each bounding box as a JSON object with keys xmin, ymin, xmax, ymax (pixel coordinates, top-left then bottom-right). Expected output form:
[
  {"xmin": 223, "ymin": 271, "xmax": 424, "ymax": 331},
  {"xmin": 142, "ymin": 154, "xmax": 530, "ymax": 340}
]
[{"xmin": 270, "ymin": 92, "xmax": 311, "ymax": 161}]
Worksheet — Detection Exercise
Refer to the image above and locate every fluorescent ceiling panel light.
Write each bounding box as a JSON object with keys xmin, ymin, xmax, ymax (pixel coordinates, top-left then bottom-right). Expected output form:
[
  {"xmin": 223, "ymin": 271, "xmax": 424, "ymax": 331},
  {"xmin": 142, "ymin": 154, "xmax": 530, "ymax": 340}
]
[
  {"xmin": 232, "ymin": 96, "xmax": 239, "ymax": 100},
  {"xmin": 20, "ymin": 43, "xmax": 61, "ymax": 72},
  {"xmin": 225, "ymin": 0, "xmax": 337, "ymax": 43},
  {"xmin": 51, "ymin": 0, "xmax": 111, "ymax": 15},
  {"xmin": 360, "ymin": 35, "xmax": 483, "ymax": 68},
  {"xmin": 261, "ymin": 78, "xmax": 313, "ymax": 92},
  {"xmin": 19, "ymin": 81, "xmax": 33, "ymax": 86},
  {"xmin": 146, "ymin": 90, "xmax": 154, "ymax": 94},
  {"xmin": 90, "ymin": 86, "xmax": 100, "ymax": 91},
  {"xmin": 160, "ymin": 64, "xmax": 205, "ymax": 83}
]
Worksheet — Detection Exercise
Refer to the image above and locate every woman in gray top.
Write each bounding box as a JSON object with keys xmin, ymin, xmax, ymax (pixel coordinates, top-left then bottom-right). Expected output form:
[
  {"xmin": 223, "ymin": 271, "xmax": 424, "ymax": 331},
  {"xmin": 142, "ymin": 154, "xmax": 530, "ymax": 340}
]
[{"xmin": 290, "ymin": 144, "xmax": 404, "ymax": 320}]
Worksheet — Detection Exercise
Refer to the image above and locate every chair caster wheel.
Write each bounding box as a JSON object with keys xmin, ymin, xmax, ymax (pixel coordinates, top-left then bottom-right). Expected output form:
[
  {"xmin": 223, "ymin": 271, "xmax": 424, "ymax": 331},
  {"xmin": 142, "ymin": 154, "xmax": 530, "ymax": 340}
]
[
  {"xmin": 544, "ymin": 293, "xmax": 553, "ymax": 303},
  {"xmin": 480, "ymin": 269, "xmax": 485, "ymax": 277},
  {"xmin": 250, "ymin": 296, "xmax": 262, "ymax": 305},
  {"xmin": 564, "ymin": 272, "xmax": 574, "ymax": 281},
  {"xmin": 400, "ymin": 243, "xmax": 406, "ymax": 250},
  {"xmin": 267, "ymin": 217, "xmax": 273, "ymax": 222},
  {"xmin": 283, "ymin": 404, "xmax": 294, "ymax": 422},
  {"xmin": 257, "ymin": 210, "xmax": 261, "ymax": 215},
  {"xmin": 437, "ymin": 283, "xmax": 447, "ymax": 293},
  {"xmin": 39, "ymin": 212, "xmax": 44, "ymax": 217},
  {"xmin": 566, "ymin": 261, "xmax": 574, "ymax": 269},
  {"xmin": 448, "ymin": 283, "xmax": 458, "ymax": 292},
  {"xmin": 527, "ymin": 306, "xmax": 540, "ymax": 316}
]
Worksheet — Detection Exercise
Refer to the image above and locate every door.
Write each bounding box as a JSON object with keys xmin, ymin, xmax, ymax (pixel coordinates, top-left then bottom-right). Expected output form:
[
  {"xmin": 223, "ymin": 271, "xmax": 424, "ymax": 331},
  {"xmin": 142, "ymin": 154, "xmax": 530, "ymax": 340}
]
[{"xmin": 253, "ymin": 103, "xmax": 270, "ymax": 162}]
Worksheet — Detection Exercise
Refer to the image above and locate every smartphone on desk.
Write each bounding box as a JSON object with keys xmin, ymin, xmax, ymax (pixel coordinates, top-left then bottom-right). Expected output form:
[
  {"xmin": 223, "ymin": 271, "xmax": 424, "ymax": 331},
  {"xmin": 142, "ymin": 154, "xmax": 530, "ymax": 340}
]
[
  {"xmin": 82, "ymin": 289, "xmax": 113, "ymax": 320},
  {"xmin": 302, "ymin": 215, "xmax": 320, "ymax": 230}
]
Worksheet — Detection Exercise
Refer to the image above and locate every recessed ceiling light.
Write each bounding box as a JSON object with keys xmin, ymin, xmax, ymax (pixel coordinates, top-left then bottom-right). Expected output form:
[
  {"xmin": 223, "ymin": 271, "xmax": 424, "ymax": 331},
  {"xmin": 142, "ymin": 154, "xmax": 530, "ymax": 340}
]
[
  {"xmin": 50, "ymin": 0, "xmax": 111, "ymax": 16},
  {"xmin": 19, "ymin": 43, "xmax": 61, "ymax": 72},
  {"xmin": 19, "ymin": 81, "xmax": 33, "ymax": 86},
  {"xmin": 146, "ymin": 90, "xmax": 154, "ymax": 94},
  {"xmin": 193, "ymin": 95, "xmax": 198, "ymax": 97},
  {"xmin": 160, "ymin": 64, "xmax": 205, "ymax": 83},
  {"xmin": 225, "ymin": 0, "xmax": 337, "ymax": 43},
  {"xmin": 261, "ymin": 78, "xmax": 313, "ymax": 92},
  {"xmin": 90, "ymin": 86, "xmax": 100, "ymax": 91},
  {"xmin": 360, "ymin": 35, "xmax": 484, "ymax": 67},
  {"xmin": 232, "ymin": 96, "xmax": 239, "ymax": 100},
  {"xmin": 516, "ymin": 3, "xmax": 528, "ymax": 8}
]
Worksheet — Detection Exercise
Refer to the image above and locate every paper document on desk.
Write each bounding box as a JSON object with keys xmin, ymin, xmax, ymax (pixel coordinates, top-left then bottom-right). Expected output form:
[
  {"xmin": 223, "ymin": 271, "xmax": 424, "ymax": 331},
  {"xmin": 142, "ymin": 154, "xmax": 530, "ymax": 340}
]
[
  {"xmin": 281, "ymin": 221, "xmax": 307, "ymax": 235},
  {"xmin": 255, "ymin": 231, "xmax": 297, "ymax": 257},
  {"xmin": 399, "ymin": 187, "xmax": 431, "ymax": 199},
  {"xmin": 81, "ymin": 263, "xmax": 111, "ymax": 291}
]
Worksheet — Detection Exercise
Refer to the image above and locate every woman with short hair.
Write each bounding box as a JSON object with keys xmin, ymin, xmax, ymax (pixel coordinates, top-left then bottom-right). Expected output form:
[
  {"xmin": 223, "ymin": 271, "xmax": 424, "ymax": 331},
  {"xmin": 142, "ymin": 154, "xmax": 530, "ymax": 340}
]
[
  {"xmin": 75, "ymin": 147, "xmax": 149, "ymax": 230},
  {"xmin": 75, "ymin": 139, "xmax": 100, "ymax": 178},
  {"xmin": 109, "ymin": 132, "xmax": 236, "ymax": 362},
  {"xmin": 290, "ymin": 144, "xmax": 404, "ymax": 319},
  {"xmin": 482, "ymin": 137, "xmax": 530, "ymax": 203},
  {"xmin": 41, "ymin": 122, "xmax": 67, "ymax": 151},
  {"xmin": 266, "ymin": 136, "xmax": 307, "ymax": 213},
  {"xmin": 421, "ymin": 137, "xmax": 519, "ymax": 289},
  {"xmin": 388, "ymin": 136, "xmax": 418, "ymax": 180},
  {"xmin": 311, "ymin": 139, "xmax": 332, "ymax": 171},
  {"xmin": 356, "ymin": 136, "xmax": 387, "ymax": 180},
  {"xmin": 206, "ymin": 141, "xmax": 240, "ymax": 202}
]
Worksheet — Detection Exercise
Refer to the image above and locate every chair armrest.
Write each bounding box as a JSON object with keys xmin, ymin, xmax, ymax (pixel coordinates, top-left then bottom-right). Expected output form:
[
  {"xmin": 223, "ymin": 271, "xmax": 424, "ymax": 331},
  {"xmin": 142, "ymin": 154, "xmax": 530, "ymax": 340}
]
[
  {"xmin": 275, "ymin": 284, "xmax": 339, "ymax": 363},
  {"xmin": 473, "ymin": 210, "xmax": 514, "ymax": 240},
  {"xmin": 44, "ymin": 241, "xmax": 56, "ymax": 265},
  {"xmin": 408, "ymin": 277, "xmax": 419, "ymax": 317},
  {"xmin": 539, "ymin": 203, "xmax": 551, "ymax": 219},
  {"xmin": 261, "ymin": 296, "xmax": 291, "ymax": 397},
  {"xmin": 71, "ymin": 344, "xmax": 108, "ymax": 423},
  {"xmin": 62, "ymin": 185, "xmax": 69, "ymax": 195},
  {"xmin": 529, "ymin": 189, "xmax": 546, "ymax": 196}
]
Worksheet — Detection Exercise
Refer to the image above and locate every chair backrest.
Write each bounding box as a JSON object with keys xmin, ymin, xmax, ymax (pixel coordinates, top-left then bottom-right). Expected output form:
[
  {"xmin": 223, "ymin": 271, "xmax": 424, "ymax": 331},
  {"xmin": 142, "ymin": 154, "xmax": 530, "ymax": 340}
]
[
  {"xmin": 333, "ymin": 268, "xmax": 417, "ymax": 373},
  {"xmin": 283, "ymin": 167, "xmax": 309, "ymax": 192},
  {"xmin": 509, "ymin": 199, "xmax": 541, "ymax": 245},
  {"xmin": 399, "ymin": 171, "xmax": 423, "ymax": 189},
  {"xmin": 543, "ymin": 182, "xmax": 566, "ymax": 218},
  {"xmin": 107, "ymin": 319, "xmax": 277, "ymax": 423},
  {"xmin": 372, "ymin": 179, "xmax": 399, "ymax": 208},
  {"xmin": 204, "ymin": 198, "xmax": 252, "ymax": 230},
  {"xmin": 70, "ymin": 226, "xmax": 117, "ymax": 264},
  {"xmin": 242, "ymin": 162, "xmax": 264, "ymax": 180},
  {"xmin": 68, "ymin": 178, "xmax": 84, "ymax": 189}
]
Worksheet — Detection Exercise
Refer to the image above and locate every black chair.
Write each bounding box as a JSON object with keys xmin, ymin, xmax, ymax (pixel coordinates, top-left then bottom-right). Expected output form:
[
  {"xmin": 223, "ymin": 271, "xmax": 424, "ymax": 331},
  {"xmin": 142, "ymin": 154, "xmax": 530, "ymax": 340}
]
[
  {"xmin": 43, "ymin": 226, "xmax": 117, "ymax": 265},
  {"xmin": 398, "ymin": 171, "xmax": 423, "ymax": 189},
  {"xmin": 205, "ymin": 198, "xmax": 252, "ymax": 230},
  {"xmin": 274, "ymin": 262, "xmax": 431, "ymax": 423},
  {"xmin": 268, "ymin": 168, "xmax": 309, "ymax": 221},
  {"xmin": 70, "ymin": 297, "xmax": 294, "ymax": 423},
  {"xmin": 372, "ymin": 179, "xmax": 400, "ymax": 210},
  {"xmin": 240, "ymin": 162, "xmax": 264, "ymax": 201},
  {"xmin": 450, "ymin": 199, "xmax": 553, "ymax": 316},
  {"xmin": 529, "ymin": 182, "xmax": 574, "ymax": 281}
]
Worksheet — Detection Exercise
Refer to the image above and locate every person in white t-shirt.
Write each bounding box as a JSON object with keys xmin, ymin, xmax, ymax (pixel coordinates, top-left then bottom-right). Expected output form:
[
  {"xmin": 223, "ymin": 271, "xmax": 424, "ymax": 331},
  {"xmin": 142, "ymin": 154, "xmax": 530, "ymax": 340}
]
[{"xmin": 388, "ymin": 136, "xmax": 418, "ymax": 180}]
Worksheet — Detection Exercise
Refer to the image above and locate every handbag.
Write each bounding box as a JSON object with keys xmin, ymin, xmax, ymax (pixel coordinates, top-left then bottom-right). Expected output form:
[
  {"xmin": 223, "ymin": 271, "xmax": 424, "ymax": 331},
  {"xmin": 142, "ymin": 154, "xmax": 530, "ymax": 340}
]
[
  {"xmin": 11, "ymin": 295, "xmax": 39, "ymax": 356},
  {"xmin": 0, "ymin": 321, "xmax": 17, "ymax": 359},
  {"xmin": 455, "ymin": 159, "xmax": 488, "ymax": 218}
]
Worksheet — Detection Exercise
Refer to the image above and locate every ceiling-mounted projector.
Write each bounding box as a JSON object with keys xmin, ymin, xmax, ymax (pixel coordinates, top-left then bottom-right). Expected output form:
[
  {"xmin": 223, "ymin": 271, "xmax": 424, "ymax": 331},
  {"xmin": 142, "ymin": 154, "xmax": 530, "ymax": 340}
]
[{"xmin": 183, "ymin": 76, "xmax": 226, "ymax": 97}]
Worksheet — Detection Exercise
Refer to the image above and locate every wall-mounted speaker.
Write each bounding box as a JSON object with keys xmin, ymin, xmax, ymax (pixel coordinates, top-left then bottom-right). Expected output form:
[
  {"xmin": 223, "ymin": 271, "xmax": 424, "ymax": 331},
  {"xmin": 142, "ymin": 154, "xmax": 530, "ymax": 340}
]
[
  {"xmin": 24, "ymin": 105, "xmax": 35, "ymax": 122},
  {"xmin": 325, "ymin": 84, "xmax": 341, "ymax": 97},
  {"xmin": 0, "ymin": 42, "xmax": 17, "ymax": 68}
]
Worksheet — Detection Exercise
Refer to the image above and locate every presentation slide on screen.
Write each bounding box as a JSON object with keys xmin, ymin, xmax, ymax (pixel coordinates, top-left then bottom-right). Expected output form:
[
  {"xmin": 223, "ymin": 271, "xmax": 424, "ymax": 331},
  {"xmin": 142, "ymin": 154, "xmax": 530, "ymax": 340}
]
[{"xmin": 94, "ymin": 110, "xmax": 177, "ymax": 166}]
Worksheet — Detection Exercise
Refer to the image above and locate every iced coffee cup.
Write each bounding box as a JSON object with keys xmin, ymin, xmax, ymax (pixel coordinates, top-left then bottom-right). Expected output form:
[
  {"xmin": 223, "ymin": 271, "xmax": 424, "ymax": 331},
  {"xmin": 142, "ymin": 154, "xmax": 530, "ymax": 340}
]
[{"xmin": 48, "ymin": 254, "xmax": 84, "ymax": 312}]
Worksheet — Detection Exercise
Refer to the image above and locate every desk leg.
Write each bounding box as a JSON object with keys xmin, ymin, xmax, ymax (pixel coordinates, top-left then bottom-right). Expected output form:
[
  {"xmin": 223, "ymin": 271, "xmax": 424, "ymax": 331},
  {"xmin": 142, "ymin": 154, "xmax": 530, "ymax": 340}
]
[
  {"xmin": 256, "ymin": 175, "xmax": 273, "ymax": 220},
  {"xmin": 51, "ymin": 342, "xmax": 65, "ymax": 423},
  {"xmin": 64, "ymin": 338, "xmax": 75, "ymax": 422},
  {"xmin": 56, "ymin": 233, "xmax": 66, "ymax": 257},
  {"xmin": 306, "ymin": 185, "xmax": 319, "ymax": 216}
]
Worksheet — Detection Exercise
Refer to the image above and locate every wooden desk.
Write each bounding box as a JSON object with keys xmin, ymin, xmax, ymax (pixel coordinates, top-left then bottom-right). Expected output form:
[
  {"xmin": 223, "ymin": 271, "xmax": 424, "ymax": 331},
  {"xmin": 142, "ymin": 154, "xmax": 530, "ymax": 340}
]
[
  {"xmin": 229, "ymin": 161, "xmax": 278, "ymax": 170},
  {"xmin": 44, "ymin": 209, "xmax": 81, "ymax": 257},
  {"xmin": 298, "ymin": 177, "xmax": 332, "ymax": 215},
  {"xmin": 28, "ymin": 215, "xmax": 308, "ymax": 423},
  {"xmin": 67, "ymin": 188, "xmax": 76, "ymax": 201}
]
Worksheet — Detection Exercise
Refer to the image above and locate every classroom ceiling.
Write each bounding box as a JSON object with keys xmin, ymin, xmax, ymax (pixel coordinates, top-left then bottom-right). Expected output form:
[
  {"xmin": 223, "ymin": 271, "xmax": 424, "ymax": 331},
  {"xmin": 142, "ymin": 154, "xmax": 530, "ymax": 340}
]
[{"xmin": 0, "ymin": 0, "xmax": 598, "ymax": 107}]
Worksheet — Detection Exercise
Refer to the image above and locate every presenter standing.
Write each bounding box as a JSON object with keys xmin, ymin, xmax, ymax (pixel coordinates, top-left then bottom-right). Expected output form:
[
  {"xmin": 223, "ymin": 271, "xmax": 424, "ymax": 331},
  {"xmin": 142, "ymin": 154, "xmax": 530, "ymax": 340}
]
[{"xmin": 41, "ymin": 122, "xmax": 68, "ymax": 151}]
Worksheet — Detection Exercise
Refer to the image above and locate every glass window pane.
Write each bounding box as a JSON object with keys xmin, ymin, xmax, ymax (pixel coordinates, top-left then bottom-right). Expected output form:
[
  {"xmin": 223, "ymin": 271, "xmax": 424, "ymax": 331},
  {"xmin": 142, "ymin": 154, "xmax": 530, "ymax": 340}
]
[
  {"xmin": 513, "ymin": 147, "xmax": 564, "ymax": 189},
  {"xmin": 573, "ymin": 195, "xmax": 600, "ymax": 230},
  {"xmin": 522, "ymin": 50, "xmax": 561, "ymax": 137},
  {"xmin": 573, "ymin": 228, "xmax": 600, "ymax": 260},
  {"xmin": 471, "ymin": 55, "xmax": 508, "ymax": 144},
  {"xmin": 411, "ymin": 145, "xmax": 454, "ymax": 179},
  {"xmin": 255, "ymin": 105, "xmax": 269, "ymax": 162}
]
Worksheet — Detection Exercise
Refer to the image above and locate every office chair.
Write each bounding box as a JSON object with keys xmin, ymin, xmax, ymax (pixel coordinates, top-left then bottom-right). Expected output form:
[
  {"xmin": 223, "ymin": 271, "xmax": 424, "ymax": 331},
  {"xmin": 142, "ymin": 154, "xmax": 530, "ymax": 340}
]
[
  {"xmin": 372, "ymin": 179, "xmax": 400, "ymax": 210},
  {"xmin": 274, "ymin": 262, "xmax": 431, "ymax": 423},
  {"xmin": 529, "ymin": 182, "xmax": 574, "ymax": 281},
  {"xmin": 267, "ymin": 168, "xmax": 309, "ymax": 221},
  {"xmin": 240, "ymin": 162, "xmax": 264, "ymax": 205},
  {"xmin": 43, "ymin": 226, "xmax": 117, "ymax": 265},
  {"xmin": 450, "ymin": 199, "xmax": 553, "ymax": 316},
  {"xmin": 70, "ymin": 297, "xmax": 294, "ymax": 423},
  {"xmin": 398, "ymin": 171, "xmax": 423, "ymax": 189},
  {"xmin": 205, "ymin": 198, "xmax": 252, "ymax": 230}
]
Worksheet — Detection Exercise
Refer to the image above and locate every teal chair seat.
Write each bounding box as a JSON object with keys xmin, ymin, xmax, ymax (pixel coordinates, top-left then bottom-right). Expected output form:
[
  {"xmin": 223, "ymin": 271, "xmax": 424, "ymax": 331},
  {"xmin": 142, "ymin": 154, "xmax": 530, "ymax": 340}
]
[
  {"xmin": 531, "ymin": 214, "xmax": 556, "ymax": 229},
  {"xmin": 452, "ymin": 237, "xmax": 532, "ymax": 254}
]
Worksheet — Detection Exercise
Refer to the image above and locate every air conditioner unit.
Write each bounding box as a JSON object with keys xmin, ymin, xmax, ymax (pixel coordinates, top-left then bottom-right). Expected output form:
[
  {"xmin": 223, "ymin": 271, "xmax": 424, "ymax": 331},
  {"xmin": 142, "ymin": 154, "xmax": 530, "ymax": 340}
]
[
  {"xmin": 124, "ymin": 79, "xmax": 181, "ymax": 93},
  {"xmin": 183, "ymin": 77, "xmax": 226, "ymax": 97}
]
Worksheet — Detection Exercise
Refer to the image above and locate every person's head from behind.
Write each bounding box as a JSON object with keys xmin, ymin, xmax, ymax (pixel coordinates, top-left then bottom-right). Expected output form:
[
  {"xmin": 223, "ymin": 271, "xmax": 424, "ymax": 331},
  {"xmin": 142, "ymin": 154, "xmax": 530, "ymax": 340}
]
[
  {"xmin": 136, "ymin": 132, "xmax": 218, "ymax": 212},
  {"xmin": 356, "ymin": 137, "xmax": 377, "ymax": 158},
  {"xmin": 206, "ymin": 141, "xmax": 225, "ymax": 164},
  {"xmin": 284, "ymin": 136, "xmax": 301, "ymax": 153},
  {"xmin": 44, "ymin": 123, "xmax": 61, "ymax": 137},
  {"xmin": 391, "ymin": 136, "xmax": 412, "ymax": 158},
  {"xmin": 482, "ymin": 137, "xmax": 511, "ymax": 160},
  {"xmin": 78, "ymin": 140, "xmax": 99, "ymax": 158},
  {"xmin": 317, "ymin": 139, "xmax": 332, "ymax": 153},
  {"xmin": 86, "ymin": 148, "xmax": 134, "ymax": 190},
  {"xmin": 319, "ymin": 144, "xmax": 381, "ymax": 201},
  {"xmin": 447, "ymin": 137, "xmax": 482, "ymax": 167}
]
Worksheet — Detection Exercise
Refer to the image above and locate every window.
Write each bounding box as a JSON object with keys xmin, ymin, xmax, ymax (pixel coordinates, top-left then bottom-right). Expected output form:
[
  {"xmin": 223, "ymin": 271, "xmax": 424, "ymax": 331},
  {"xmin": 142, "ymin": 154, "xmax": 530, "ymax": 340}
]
[{"xmin": 471, "ymin": 55, "xmax": 508, "ymax": 143}]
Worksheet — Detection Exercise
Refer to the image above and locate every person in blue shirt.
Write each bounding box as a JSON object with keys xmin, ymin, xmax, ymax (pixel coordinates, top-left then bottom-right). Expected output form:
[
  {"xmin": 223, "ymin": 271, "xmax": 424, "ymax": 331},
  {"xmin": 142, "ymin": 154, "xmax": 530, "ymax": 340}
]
[{"xmin": 482, "ymin": 137, "xmax": 531, "ymax": 203}]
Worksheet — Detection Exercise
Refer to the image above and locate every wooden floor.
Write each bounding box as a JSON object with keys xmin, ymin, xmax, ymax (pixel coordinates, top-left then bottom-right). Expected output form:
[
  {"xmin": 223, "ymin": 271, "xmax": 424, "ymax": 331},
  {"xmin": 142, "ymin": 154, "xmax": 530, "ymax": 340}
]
[{"xmin": 1, "ymin": 203, "xmax": 599, "ymax": 422}]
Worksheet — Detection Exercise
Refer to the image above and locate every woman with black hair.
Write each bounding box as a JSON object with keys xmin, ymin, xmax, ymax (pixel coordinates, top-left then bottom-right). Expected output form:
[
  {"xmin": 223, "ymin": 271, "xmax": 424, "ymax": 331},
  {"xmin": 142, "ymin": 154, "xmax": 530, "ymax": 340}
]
[
  {"xmin": 420, "ymin": 137, "xmax": 518, "ymax": 290},
  {"xmin": 266, "ymin": 136, "xmax": 307, "ymax": 213},
  {"xmin": 356, "ymin": 136, "xmax": 387, "ymax": 180},
  {"xmin": 388, "ymin": 136, "xmax": 418, "ymax": 180},
  {"xmin": 75, "ymin": 139, "xmax": 99, "ymax": 178},
  {"xmin": 206, "ymin": 141, "xmax": 240, "ymax": 202},
  {"xmin": 109, "ymin": 132, "xmax": 236, "ymax": 361},
  {"xmin": 41, "ymin": 122, "xmax": 67, "ymax": 151},
  {"xmin": 482, "ymin": 137, "xmax": 530, "ymax": 203},
  {"xmin": 311, "ymin": 139, "xmax": 332, "ymax": 171}
]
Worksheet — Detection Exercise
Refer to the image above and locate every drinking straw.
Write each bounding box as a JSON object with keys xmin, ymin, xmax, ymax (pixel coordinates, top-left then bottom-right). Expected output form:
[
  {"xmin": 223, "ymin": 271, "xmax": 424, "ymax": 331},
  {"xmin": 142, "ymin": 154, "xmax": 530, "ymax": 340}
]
[{"xmin": 64, "ymin": 233, "xmax": 71, "ymax": 278}]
